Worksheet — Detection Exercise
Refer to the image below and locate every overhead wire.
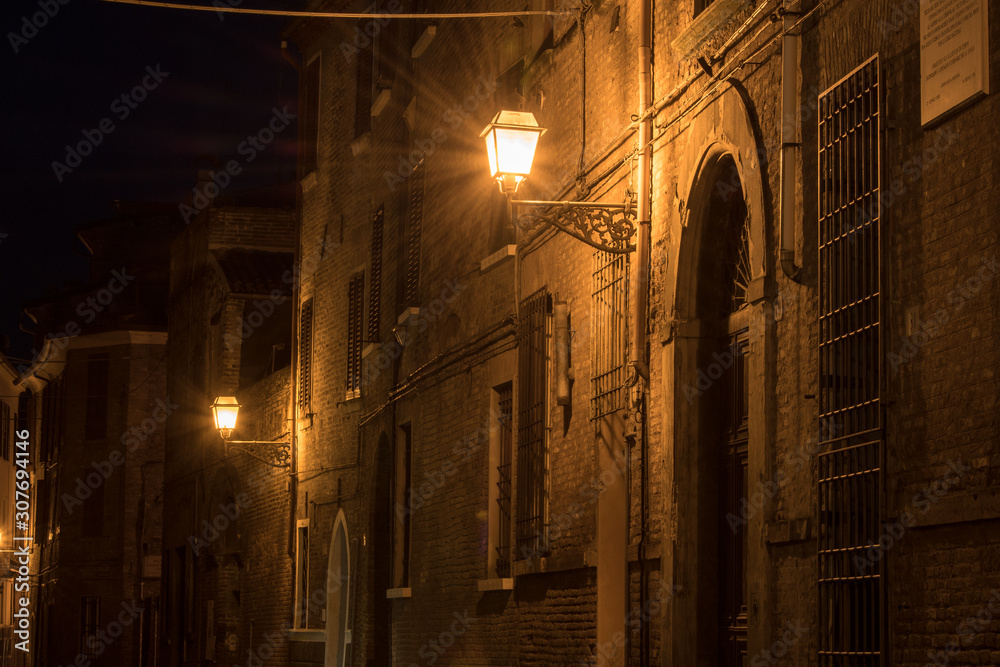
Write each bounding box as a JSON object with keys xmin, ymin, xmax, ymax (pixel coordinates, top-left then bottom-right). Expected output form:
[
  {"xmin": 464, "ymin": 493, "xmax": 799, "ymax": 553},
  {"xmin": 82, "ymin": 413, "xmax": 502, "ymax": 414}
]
[{"xmin": 98, "ymin": 0, "xmax": 574, "ymax": 19}]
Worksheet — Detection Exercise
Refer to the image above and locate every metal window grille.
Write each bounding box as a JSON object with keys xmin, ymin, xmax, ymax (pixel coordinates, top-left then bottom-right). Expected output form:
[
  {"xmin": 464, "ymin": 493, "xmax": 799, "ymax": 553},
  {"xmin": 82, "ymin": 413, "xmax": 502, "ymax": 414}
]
[
  {"xmin": 495, "ymin": 383, "xmax": 514, "ymax": 577},
  {"xmin": 299, "ymin": 299, "xmax": 314, "ymax": 410},
  {"xmin": 369, "ymin": 206, "xmax": 384, "ymax": 342},
  {"xmin": 347, "ymin": 274, "xmax": 364, "ymax": 399},
  {"xmin": 516, "ymin": 289, "xmax": 549, "ymax": 559},
  {"xmin": 405, "ymin": 160, "xmax": 424, "ymax": 305},
  {"xmin": 80, "ymin": 596, "xmax": 100, "ymax": 659},
  {"xmin": 591, "ymin": 251, "xmax": 629, "ymax": 419},
  {"xmin": 817, "ymin": 54, "xmax": 884, "ymax": 667}
]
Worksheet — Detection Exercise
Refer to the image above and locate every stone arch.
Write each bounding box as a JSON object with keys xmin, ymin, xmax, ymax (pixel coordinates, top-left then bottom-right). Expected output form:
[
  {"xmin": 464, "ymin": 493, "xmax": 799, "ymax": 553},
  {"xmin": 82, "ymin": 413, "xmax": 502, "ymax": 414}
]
[{"xmin": 660, "ymin": 83, "xmax": 775, "ymax": 667}]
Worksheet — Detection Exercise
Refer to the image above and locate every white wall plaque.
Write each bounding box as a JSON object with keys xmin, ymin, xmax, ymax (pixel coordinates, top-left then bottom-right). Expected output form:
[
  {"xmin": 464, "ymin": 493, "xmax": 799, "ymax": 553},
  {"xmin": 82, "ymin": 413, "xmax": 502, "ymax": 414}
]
[{"xmin": 921, "ymin": 0, "xmax": 989, "ymax": 126}]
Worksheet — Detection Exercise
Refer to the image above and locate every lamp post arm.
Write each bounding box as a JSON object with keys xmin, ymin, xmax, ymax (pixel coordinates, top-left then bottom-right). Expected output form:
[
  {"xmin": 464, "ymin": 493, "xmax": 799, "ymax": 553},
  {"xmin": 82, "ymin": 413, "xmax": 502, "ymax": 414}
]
[
  {"xmin": 511, "ymin": 198, "xmax": 637, "ymax": 254},
  {"xmin": 224, "ymin": 433, "xmax": 292, "ymax": 468}
]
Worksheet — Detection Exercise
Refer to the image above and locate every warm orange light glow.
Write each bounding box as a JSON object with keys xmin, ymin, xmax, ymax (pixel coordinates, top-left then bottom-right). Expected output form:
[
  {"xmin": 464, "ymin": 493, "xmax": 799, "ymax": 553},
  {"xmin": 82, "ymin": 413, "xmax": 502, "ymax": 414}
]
[
  {"xmin": 211, "ymin": 396, "xmax": 241, "ymax": 439},
  {"xmin": 481, "ymin": 110, "xmax": 546, "ymax": 194}
]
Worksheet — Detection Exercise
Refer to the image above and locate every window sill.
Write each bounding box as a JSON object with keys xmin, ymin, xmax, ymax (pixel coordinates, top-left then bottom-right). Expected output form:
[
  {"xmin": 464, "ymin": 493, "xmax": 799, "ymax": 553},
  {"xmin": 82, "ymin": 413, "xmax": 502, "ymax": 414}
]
[
  {"xmin": 477, "ymin": 577, "xmax": 513, "ymax": 591},
  {"xmin": 397, "ymin": 307, "xmax": 422, "ymax": 326},
  {"xmin": 288, "ymin": 629, "xmax": 326, "ymax": 643},
  {"xmin": 512, "ymin": 549, "xmax": 594, "ymax": 577},
  {"xmin": 480, "ymin": 244, "xmax": 517, "ymax": 273},
  {"xmin": 670, "ymin": 0, "xmax": 750, "ymax": 58},
  {"xmin": 350, "ymin": 132, "xmax": 372, "ymax": 157},
  {"xmin": 362, "ymin": 343, "xmax": 381, "ymax": 359},
  {"xmin": 386, "ymin": 587, "xmax": 412, "ymax": 599},
  {"xmin": 371, "ymin": 88, "xmax": 391, "ymax": 117},
  {"xmin": 300, "ymin": 170, "xmax": 318, "ymax": 193}
]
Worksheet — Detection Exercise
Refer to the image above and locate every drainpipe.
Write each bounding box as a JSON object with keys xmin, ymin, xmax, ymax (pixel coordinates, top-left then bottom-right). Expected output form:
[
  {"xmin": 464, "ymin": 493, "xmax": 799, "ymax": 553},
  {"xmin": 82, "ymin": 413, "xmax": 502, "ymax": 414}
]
[
  {"xmin": 282, "ymin": 38, "xmax": 302, "ymax": 562},
  {"xmin": 779, "ymin": 0, "xmax": 802, "ymax": 282},
  {"xmin": 631, "ymin": 0, "xmax": 652, "ymax": 382}
]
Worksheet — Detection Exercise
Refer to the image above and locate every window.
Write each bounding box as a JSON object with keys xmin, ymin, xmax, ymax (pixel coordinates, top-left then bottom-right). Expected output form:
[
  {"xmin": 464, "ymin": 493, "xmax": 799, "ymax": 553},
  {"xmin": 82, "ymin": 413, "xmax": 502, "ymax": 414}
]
[
  {"xmin": 404, "ymin": 160, "xmax": 424, "ymax": 306},
  {"xmin": 299, "ymin": 299, "xmax": 314, "ymax": 411},
  {"xmin": 346, "ymin": 273, "xmax": 364, "ymax": 399},
  {"xmin": 83, "ymin": 483, "xmax": 104, "ymax": 537},
  {"xmin": 303, "ymin": 54, "xmax": 321, "ymax": 175},
  {"xmin": 394, "ymin": 424, "xmax": 412, "ymax": 587},
  {"xmin": 80, "ymin": 596, "xmax": 100, "ymax": 659},
  {"xmin": 591, "ymin": 251, "xmax": 629, "ymax": 418},
  {"xmin": 85, "ymin": 353, "xmax": 110, "ymax": 440},
  {"xmin": 817, "ymin": 55, "xmax": 883, "ymax": 667},
  {"xmin": 294, "ymin": 520, "xmax": 309, "ymax": 628},
  {"xmin": 354, "ymin": 20, "xmax": 373, "ymax": 137},
  {"xmin": 369, "ymin": 206, "xmax": 384, "ymax": 343},
  {"xmin": 694, "ymin": 0, "xmax": 715, "ymax": 16},
  {"xmin": 491, "ymin": 383, "xmax": 514, "ymax": 577},
  {"xmin": 0, "ymin": 401, "xmax": 9, "ymax": 460},
  {"xmin": 140, "ymin": 596, "xmax": 159, "ymax": 667},
  {"xmin": 516, "ymin": 289, "xmax": 549, "ymax": 560}
]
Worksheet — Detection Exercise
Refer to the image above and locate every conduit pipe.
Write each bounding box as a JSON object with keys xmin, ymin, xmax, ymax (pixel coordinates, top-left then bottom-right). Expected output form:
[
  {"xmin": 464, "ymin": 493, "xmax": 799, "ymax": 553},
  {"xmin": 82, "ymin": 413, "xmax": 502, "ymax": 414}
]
[
  {"xmin": 630, "ymin": 5, "xmax": 654, "ymax": 667},
  {"xmin": 780, "ymin": 0, "xmax": 802, "ymax": 281}
]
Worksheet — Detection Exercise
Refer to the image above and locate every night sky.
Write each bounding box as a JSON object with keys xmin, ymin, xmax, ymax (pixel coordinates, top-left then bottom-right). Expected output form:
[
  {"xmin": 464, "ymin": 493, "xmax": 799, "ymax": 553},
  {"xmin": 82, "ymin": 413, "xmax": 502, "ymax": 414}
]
[{"xmin": 0, "ymin": 0, "xmax": 301, "ymax": 360}]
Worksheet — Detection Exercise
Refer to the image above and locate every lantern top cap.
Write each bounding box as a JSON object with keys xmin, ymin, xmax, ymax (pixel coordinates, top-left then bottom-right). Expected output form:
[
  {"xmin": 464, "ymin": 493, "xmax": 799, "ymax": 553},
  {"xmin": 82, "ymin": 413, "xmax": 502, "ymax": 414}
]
[
  {"xmin": 212, "ymin": 396, "xmax": 241, "ymax": 407},
  {"xmin": 479, "ymin": 110, "xmax": 547, "ymax": 137}
]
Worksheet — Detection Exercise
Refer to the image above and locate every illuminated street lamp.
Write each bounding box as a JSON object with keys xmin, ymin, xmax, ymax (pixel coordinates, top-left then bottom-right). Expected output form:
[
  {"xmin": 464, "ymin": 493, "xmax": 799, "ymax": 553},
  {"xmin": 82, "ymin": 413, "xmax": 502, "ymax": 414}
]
[
  {"xmin": 211, "ymin": 396, "xmax": 290, "ymax": 468},
  {"xmin": 481, "ymin": 110, "xmax": 637, "ymax": 254},
  {"xmin": 481, "ymin": 110, "xmax": 546, "ymax": 195},
  {"xmin": 211, "ymin": 396, "xmax": 240, "ymax": 439}
]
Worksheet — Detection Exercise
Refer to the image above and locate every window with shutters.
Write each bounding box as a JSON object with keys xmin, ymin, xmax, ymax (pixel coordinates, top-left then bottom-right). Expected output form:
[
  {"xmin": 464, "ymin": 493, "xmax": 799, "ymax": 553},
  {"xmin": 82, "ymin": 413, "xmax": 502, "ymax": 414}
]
[
  {"xmin": 299, "ymin": 299, "xmax": 314, "ymax": 411},
  {"xmin": 369, "ymin": 206, "xmax": 384, "ymax": 342},
  {"xmin": 592, "ymin": 251, "xmax": 629, "ymax": 419},
  {"xmin": 80, "ymin": 597, "xmax": 101, "ymax": 659},
  {"xmin": 817, "ymin": 54, "xmax": 883, "ymax": 667},
  {"xmin": 346, "ymin": 273, "xmax": 364, "ymax": 399},
  {"xmin": 354, "ymin": 19, "xmax": 373, "ymax": 137},
  {"xmin": 404, "ymin": 160, "xmax": 424, "ymax": 306},
  {"xmin": 394, "ymin": 423, "xmax": 412, "ymax": 587},
  {"xmin": 303, "ymin": 54, "xmax": 321, "ymax": 175},
  {"xmin": 85, "ymin": 353, "xmax": 109, "ymax": 440},
  {"xmin": 516, "ymin": 289, "xmax": 549, "ymax": 560},
  {"xmin": 493, "ymin": 382, "xmax": 514, "ymax": 577}
]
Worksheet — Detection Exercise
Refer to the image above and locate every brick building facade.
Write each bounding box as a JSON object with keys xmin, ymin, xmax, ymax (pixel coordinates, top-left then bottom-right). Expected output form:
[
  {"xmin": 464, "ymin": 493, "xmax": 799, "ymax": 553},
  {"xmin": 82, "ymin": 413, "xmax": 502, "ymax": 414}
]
[{"xmin": 279, "ymin": 1, "xmax": 999, "ymax": 667}]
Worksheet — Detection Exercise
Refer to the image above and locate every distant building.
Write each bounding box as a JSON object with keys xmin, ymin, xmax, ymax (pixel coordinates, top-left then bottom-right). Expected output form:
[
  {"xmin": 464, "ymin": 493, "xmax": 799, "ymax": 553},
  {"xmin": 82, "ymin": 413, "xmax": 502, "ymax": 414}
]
[
  {"xmin": 18, "ymin": 204, "xmax": 179, "ymax": 667},
  {"xmin": 160, "ymin": 195, "xmax": 296, "ymax": 667},
  {"xmin": 0, "ymin": 354, "xmax": 24, "ymax": 667}
]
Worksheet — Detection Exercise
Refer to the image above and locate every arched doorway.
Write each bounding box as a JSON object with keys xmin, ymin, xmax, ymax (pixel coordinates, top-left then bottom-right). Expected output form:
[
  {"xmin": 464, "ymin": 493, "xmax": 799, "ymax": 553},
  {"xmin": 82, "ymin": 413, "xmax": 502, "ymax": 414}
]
[
  {"xmin": 696, "ymin": 155, "xmax": 752, "ymax": 666},
  {"xmin": 666, "ymin": 129, "xmax": 771, "ymax": 666},
  {"xmin": 325, "ymin": 510, "xmax": 350, "ymax": 667}
]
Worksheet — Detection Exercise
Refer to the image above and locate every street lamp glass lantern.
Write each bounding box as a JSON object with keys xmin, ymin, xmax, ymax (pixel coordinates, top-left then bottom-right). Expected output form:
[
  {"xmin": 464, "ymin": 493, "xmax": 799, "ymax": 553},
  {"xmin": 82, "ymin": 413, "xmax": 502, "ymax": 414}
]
[
  {"xmin": 480, "ymin": 110, "xmax": 546, "ymax": 194},
  {"xmin": 211, "ymin": 396, "xmax": 241, "ymax": 439}
]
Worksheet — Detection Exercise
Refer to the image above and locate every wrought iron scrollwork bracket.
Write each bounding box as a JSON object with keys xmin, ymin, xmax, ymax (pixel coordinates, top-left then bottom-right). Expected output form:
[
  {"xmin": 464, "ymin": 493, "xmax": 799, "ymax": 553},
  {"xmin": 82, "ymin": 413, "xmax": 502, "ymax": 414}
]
[
  {"xmin": 512, "ymin": 199, "xmax": 638, "ymax": 254},
  {"xmin": 225, "ymin": 436, "xmax": 291, "ymax": 468}
]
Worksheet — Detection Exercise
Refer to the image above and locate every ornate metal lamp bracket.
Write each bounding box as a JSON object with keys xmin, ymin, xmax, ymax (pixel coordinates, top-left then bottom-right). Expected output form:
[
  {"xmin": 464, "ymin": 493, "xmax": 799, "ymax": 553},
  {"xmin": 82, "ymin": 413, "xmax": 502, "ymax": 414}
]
[
  {"xmin": 225, "ymin": 435, "xmax": 291, "ymax": 468},
  {"xmin": 512, "ymin": 198, "xmax": 637, "ymax": 254}
]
